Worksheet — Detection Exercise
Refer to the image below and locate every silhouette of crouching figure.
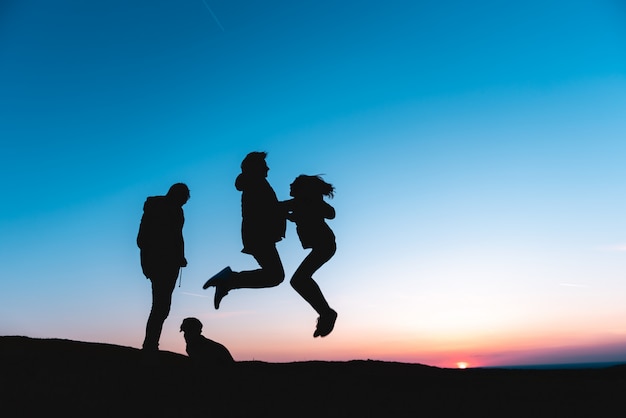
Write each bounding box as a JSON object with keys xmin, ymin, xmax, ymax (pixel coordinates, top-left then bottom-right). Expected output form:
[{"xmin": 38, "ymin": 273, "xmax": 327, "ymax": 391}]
[{"xmin": 180, "ymin": 317, "xmax": 234, "ymax": 368}]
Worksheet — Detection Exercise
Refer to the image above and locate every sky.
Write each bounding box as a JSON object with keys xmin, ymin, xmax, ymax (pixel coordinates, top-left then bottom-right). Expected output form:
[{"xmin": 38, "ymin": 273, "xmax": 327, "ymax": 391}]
[{"xmin": 2, "ymin": 0, "xmax": 626, "ymax": 368}]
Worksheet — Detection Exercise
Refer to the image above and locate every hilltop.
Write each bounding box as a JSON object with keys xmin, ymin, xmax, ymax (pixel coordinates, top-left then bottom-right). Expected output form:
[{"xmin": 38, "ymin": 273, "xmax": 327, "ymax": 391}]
[{"xmin": 1, "ymin": 336, "xmax": 625, "ymax": 417}]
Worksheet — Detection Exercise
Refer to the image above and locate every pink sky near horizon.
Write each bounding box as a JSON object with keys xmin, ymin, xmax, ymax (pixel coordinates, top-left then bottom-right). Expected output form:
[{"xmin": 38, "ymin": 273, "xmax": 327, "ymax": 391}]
[
  {"xmin": 65, "ymin": 327, "xmax": 626, "ymax": 369},
  {"xmin": 31, "ymin": 298, "xmax": 626, "ymax": 369}
]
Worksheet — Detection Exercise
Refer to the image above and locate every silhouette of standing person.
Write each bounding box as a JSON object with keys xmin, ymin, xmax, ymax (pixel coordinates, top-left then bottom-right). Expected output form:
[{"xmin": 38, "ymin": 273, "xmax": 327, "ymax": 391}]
[
  {"xmin": 203, "ymin": 152, "xmax": 286, "ymax": 309},
  {"xmin": 284, "ymin": 175, "xmax": 338, "ymax": 337},
  {"xmin": 137, "ymin": 183, "xmax": 190, "ymax": 352}
]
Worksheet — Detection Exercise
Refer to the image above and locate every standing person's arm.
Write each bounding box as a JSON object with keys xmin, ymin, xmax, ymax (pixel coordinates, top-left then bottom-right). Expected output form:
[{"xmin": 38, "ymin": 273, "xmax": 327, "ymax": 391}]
[
  {"xmin": 179, "ymin": 209, "xmax": 187, "ymax": 267},
  {"xmin": 180, "ymin": 240, "xmax": 187, "ymax": 267}
]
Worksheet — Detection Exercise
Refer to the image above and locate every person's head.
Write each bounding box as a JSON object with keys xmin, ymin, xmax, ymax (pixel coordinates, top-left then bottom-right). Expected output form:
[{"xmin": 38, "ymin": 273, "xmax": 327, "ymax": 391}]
[
  {"xmin": 166, "ymin": 183, "xmax": 190, "ymax": 206},
  {"xmin": 240, "ymin": 151, "xmax": 269, "ymax": 178},
  {"xmin": 180, "ymin": 317, "xmax": 203, "ymax": 335},
  {"xmin": 290, "ymin": 175, "xmax": 335, "ymax": 199}
]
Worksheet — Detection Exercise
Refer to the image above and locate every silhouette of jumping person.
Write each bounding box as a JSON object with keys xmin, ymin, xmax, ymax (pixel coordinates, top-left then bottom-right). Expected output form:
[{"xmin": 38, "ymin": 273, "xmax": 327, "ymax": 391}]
[
  {"xmin": 137, "ymin": 183, "xmax": 190, "ymax": 352},
  {"xmin": 284, "ymin": 175, "xmax": 338, "ymax": 337},
  {"xmin": 179, "ymin": 317, "xmax": 234, "ymax": 367},
  {"xmin": 203, "ymin": 151, "xmax": 286, "ymax": 309}
]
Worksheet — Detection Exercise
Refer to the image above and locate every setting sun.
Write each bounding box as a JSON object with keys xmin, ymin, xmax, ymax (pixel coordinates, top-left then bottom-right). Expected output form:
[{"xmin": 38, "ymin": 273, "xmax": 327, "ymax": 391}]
[{"xmin": 456, "ymin": 362, "xmax": 469, "ymax": 369}]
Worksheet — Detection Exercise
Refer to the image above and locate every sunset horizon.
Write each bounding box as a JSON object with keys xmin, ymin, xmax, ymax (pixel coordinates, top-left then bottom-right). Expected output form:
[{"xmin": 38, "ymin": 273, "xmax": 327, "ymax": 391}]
[{"xmin": 2, "ymin": 1, "xmax": 626, "ymax": 371}]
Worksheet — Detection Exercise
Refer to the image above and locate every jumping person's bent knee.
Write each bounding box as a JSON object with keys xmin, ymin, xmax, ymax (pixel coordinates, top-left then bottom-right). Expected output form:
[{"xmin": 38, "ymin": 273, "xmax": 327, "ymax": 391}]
[
  {"xmin": 268, "ymin": 269, "xmax": 285, "ymax": 287},
  {"xmin": 289, "ymin": 275, "xmax": 305, "ymax": 288}
]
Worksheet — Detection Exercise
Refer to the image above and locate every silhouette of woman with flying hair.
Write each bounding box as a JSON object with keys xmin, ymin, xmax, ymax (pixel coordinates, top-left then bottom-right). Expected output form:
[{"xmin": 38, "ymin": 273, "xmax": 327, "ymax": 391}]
[
  {"xmin": 203, "ymin": 152, "xmax": 286, "ymax": 309},
  {"xmin": 284, "ymin": 175, "xmax": 337, "ymax": 337}
]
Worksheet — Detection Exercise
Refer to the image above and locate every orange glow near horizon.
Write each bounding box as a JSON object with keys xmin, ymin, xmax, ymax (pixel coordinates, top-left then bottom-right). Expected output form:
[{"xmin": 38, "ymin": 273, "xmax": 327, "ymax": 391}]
[{"xmin": 126, "ymin": 309, "xmax": 626, "ymax": 369}]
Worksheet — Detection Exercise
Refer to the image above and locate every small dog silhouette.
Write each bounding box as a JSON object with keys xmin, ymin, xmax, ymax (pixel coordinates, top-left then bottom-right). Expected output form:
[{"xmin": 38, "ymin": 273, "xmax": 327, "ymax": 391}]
[{"xmin": 180, "ymin": 317, "xmax": 234, "ymax": 367}]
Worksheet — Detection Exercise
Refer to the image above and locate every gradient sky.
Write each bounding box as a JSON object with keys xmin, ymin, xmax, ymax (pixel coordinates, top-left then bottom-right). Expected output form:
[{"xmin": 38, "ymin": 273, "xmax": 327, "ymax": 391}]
[{"xmin": 2, "ymin": 0, "xmax": 626, "ymax": 368}]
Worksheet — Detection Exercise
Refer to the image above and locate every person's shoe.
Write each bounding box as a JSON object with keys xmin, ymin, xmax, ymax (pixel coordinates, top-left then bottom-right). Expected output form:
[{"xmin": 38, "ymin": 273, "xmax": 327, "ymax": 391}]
[
  {"xmin": 203, "ymin": 267, "xmax": 232, "ymax": 289},
  {"xmin": 313, "ymin": 309, "xmax": 338, "ymax": 338},
  {"xmin": 214, "ymin": 285, "xmax": 229, "ymax": 310}
]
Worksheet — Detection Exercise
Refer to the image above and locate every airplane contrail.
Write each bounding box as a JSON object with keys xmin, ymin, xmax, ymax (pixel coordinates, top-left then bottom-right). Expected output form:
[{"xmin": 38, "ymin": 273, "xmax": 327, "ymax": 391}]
[
  {"xmin": 180, "ymin": 291, "xmax": 209, "ymax": 298},
  {"xmin": 201, "ymin": 0, "xmax": 225, "ymax": 31}
]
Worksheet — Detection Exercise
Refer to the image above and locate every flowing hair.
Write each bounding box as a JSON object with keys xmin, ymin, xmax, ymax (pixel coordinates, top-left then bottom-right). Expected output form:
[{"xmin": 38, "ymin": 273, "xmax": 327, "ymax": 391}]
[{"xmin": 292, "ymin": 175, "xmax": 335, "ymax": 199}]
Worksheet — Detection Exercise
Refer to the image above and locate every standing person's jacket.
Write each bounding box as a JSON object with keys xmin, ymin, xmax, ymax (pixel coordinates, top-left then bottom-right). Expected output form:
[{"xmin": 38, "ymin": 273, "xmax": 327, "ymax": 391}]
[{"xmin": 137, "ymin": 196, "xmax": 186, "ymax": 278}]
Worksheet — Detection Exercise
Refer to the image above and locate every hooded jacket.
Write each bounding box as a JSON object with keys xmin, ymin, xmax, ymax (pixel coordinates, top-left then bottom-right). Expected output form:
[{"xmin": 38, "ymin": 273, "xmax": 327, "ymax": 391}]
[
  {"xmin": 137, "ymin": 195, "xmax": 186, "ymax": 277},
  {"xmin": 235, "ymin": 173, "xmax": 286, "ymax": 254}
]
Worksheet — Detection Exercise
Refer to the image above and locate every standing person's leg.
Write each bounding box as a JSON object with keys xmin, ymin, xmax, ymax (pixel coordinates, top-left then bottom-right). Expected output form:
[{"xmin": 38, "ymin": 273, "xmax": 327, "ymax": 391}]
[
  {"xmin": 143, "ymin": 269, "xmax": 179, "ymax": 351},
  {"xmin": 290, "ymin": 243, "xmax": 336, "ymax": 315}
]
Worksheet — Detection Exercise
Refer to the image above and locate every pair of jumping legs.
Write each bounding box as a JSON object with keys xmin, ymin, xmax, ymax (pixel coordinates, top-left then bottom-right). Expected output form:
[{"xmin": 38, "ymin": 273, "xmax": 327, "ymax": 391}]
[
  {"xmin": 204, "ymin": 243, "xmax": 336, "ymax": 337},
  {"xmin": 203, "ymin": 245, "xmax": 285, "ymax": 309},
  {"xmin": 290, "ymin": 243, "xmax": 337, "ymax": 337}
]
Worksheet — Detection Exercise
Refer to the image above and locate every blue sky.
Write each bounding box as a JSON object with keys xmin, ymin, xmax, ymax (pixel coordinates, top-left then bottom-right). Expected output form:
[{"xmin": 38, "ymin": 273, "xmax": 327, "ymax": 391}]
[{"xmin": 2, "ymin": 0, "xmax": 626, "ymax": 367}]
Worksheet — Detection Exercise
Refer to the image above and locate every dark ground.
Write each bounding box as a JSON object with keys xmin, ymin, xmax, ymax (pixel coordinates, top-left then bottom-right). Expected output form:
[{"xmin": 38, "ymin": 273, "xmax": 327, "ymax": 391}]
[{"xmin": 1, "ymin": 336, "xmax": 625, "ymax": 417}]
